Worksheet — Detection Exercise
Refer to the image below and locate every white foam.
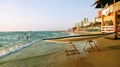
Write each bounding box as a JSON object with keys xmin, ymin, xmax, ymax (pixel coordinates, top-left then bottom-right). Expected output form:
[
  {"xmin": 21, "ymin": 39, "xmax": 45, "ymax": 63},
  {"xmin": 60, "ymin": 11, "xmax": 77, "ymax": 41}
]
[{"xmin": 0, "ymin": 40, "xmax": 38, "ymax": 58}]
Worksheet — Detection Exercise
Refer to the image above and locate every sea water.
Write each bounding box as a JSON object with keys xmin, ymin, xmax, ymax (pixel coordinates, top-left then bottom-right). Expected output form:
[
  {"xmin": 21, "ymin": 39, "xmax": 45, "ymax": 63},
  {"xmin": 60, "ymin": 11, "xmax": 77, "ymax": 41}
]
[{"xmin": 0, "ymin": 31, "xmax": 70, "ymax": 58}]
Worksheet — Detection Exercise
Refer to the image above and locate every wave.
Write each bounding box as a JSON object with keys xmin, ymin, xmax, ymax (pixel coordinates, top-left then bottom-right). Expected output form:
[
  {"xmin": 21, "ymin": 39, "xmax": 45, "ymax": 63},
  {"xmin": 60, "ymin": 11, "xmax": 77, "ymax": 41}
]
[{"xmin": 0, "ymin": 40, "xmax": 39, "ymax": 58}]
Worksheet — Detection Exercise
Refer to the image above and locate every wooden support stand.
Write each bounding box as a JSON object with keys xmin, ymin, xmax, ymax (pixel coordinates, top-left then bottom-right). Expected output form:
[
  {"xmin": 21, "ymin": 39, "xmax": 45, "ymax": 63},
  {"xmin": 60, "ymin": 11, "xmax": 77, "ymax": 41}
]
[
  {"xmin": 84, "ymin": 40, "xmax": 100, "ymax": 53},
  {"xmin": 66, "ymin": 42, "xmax": 80, "ymax": 55},
  {"xmin": 65, "ymin": 40, "xmax": 100, "ymax": 55}
]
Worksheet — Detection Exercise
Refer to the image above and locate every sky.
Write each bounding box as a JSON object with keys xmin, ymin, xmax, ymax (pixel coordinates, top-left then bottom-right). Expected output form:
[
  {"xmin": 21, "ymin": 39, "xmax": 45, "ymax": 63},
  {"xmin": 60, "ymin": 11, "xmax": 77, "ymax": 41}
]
[{"xmin": 0, "ymin": 0, "xmax": 98, "ymax": 31}]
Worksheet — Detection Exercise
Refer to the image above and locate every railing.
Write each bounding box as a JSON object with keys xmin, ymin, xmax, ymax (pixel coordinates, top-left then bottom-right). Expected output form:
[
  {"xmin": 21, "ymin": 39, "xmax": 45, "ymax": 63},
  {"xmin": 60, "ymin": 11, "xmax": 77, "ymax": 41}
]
[
  {"xmin": 117, "ymin": 26, "xmax": 120, "ymax": 32},
  {"xmin": 101, "ymin": 26, "xmax": 114, "ymax": 32}
]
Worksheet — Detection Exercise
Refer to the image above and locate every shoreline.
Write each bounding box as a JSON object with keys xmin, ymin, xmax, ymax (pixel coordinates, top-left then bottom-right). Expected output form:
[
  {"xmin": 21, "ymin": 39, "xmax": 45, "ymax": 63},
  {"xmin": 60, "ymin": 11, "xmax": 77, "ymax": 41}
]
[{"xmin": 0, "ymin": 40, "xmax": 38, "ymax": 58}]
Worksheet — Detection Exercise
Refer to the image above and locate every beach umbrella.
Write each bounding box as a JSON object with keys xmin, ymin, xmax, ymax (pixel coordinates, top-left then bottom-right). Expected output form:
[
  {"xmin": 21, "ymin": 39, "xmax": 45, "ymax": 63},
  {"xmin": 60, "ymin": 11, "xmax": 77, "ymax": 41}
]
[{"xmin": 91, "ymin": 0, "xmax": 120, "ymax": 8}]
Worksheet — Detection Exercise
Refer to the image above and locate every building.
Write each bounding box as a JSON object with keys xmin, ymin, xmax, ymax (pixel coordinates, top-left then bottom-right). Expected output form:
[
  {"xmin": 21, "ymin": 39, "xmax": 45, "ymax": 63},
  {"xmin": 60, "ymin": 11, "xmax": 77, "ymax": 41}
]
[
  {"xmin": 94, "ymin": 17, "xmax": 102, "ymax": 23},
  {"xmin": 83, "ymin": 18, "xmax": 90, "ymax": 26},
  {"xmin": 93, "ymin": 0, "xmax": 120, "ymax": 38}
]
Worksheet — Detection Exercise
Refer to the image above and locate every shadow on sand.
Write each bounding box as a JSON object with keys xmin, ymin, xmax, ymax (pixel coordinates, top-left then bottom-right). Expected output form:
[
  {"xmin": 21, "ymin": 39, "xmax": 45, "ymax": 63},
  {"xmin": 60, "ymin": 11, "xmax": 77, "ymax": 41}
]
[
  {"xmin": 88, "ymin": 44, "xmax": 120, "ymax": 53},
  {"xmin": 104, "ymin": 37, "xmax": 120, "ymax": 40},
  {"xmin": 107, "ymin": 45, "xmax": 120, "ymax": 50}
]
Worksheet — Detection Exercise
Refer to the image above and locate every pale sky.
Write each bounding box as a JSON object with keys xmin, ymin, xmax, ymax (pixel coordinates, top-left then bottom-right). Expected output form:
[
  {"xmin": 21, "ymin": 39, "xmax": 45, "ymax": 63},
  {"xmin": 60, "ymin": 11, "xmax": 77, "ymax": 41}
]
[{"xmin": 0, "ymin": 0, "xmax": 98, "ymax": 31}]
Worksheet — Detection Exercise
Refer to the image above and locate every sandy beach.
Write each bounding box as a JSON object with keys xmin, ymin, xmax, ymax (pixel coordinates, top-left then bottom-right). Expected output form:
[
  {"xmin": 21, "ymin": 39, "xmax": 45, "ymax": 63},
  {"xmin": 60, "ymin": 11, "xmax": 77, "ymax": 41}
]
[{"xmin": 0, "ymin": 32, "xmax": 120, "ymax": 67}]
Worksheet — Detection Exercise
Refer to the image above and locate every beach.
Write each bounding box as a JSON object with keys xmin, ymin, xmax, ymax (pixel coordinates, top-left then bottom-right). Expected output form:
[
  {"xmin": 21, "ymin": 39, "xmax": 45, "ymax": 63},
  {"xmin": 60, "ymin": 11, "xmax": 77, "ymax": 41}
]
[
  {"xmin": 0, "ymin": 32, "xmax": 120, "ymax": 67},
  {"xmin": 1, "ymin": 0, "xmax": 120, "ymax": 67}
]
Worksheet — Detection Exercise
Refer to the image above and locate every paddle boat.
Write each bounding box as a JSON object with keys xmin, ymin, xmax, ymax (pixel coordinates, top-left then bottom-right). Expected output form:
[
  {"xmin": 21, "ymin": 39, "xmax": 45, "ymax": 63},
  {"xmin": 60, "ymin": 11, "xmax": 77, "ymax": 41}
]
[{"xmin": 43, "ymin": 32, "xmax": 114, "ymax": 55}]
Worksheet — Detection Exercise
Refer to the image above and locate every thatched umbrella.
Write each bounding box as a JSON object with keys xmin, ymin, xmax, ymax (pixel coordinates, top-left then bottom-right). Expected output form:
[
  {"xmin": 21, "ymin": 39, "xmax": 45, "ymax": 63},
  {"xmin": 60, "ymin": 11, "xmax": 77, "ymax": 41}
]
[{"xmin": 91, "ymin": 0, "xmax": 120, "ymax": 8}]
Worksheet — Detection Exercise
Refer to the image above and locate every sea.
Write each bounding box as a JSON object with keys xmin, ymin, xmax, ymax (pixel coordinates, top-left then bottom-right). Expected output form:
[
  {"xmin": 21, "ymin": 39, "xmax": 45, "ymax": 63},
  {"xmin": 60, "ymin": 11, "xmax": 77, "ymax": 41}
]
[{"xmin": 0, "ymin": 31, "xmax": 72, "ymax": 58}]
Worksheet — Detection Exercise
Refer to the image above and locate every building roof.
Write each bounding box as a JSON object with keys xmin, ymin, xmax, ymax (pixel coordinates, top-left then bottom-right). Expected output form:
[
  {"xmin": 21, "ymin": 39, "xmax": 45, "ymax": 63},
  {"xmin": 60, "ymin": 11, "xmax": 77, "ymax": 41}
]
[{"xmin": 92, "ymin": 0, "xmax": 120, "ymax": 8}]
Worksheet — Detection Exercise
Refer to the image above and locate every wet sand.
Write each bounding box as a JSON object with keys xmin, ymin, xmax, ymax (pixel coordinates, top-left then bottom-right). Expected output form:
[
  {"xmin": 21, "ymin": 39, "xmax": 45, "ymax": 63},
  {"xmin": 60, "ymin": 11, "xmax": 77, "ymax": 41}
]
[{"xmin": 0, "ymin": 33, "xmax": 120, "ymax": 67}]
